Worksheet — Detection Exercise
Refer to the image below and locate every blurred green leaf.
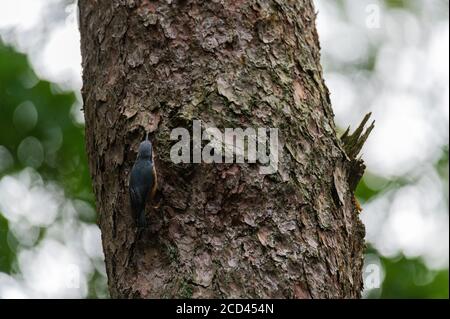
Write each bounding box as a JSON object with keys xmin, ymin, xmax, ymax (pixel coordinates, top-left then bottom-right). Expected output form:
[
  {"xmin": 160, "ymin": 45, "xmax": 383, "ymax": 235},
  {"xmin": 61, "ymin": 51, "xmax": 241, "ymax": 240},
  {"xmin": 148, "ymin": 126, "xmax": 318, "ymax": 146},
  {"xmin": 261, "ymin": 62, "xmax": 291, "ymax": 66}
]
[
  {"xmin": 0, "ymin": 40, "xmax": 104, "ymax": 297},
  {"xmin": 380, "ymin": 256, "xmax": 449, "ymax": 299},
  {"xmin": 0, "ymin": 213, "xmax": 14, "ymax": 273},
  {"xmin": 0, "ymin": 42, "xmax": 93, "ymax": 202}
]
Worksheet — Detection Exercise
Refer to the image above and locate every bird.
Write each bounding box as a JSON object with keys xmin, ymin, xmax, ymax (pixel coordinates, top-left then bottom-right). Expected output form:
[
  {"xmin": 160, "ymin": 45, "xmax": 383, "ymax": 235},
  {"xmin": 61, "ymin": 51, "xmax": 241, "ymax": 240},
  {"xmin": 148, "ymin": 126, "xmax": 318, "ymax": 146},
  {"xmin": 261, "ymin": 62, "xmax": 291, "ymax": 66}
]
[{"xmin": 129, "ymin": 133, "xmax": 158, "ymax": 229}]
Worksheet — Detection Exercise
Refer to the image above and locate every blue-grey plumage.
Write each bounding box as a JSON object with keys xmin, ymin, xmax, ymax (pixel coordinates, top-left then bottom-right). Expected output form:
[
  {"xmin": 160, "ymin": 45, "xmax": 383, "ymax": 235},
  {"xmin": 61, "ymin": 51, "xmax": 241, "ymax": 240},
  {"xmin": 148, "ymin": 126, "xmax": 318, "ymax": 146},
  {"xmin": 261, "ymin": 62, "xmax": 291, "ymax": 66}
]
[{"xmin": 129, "ymin": 135, "xmax": 156, "ymax": 228}]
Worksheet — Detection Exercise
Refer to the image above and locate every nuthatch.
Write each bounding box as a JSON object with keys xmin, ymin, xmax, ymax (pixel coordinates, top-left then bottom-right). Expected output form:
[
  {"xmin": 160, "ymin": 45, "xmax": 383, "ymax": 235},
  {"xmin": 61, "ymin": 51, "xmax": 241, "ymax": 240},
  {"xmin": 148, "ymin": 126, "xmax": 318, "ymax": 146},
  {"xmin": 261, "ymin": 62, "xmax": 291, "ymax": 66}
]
[{"xmin": 129, "ymin": 133, "xmax": 158, "ymax": 228}]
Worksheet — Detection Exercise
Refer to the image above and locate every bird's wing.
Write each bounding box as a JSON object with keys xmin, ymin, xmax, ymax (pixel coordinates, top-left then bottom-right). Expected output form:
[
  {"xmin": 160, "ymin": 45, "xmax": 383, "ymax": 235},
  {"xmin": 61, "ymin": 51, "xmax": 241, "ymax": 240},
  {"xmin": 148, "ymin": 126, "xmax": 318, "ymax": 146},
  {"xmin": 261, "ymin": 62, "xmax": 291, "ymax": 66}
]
[{"xmin": 129, "ymin": 185, "xmax": 142, "ymax": 213}]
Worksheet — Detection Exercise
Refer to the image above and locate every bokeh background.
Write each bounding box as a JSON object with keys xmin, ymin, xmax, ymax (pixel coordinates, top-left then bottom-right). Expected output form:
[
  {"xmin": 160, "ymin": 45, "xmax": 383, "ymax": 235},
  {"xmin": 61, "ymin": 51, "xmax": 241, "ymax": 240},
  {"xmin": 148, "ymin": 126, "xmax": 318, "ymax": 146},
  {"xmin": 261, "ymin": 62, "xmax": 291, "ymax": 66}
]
[{"xmin": 0, "ymin": 0, "xmax": 448, "ymax": 298}]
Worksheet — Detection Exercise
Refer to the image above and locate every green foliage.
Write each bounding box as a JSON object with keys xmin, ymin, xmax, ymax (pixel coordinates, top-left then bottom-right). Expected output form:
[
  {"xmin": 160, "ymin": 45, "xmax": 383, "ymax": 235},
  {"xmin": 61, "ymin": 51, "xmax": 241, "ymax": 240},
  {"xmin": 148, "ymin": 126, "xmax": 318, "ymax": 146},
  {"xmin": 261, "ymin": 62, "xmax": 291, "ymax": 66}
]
[
  {"xmin": 384, "ymin": 0, "xmax": 408, "ymax": 9},
  {"xmin": 0, "ymin": 44, "xmax": 93, "ymax": 202},
  {"xmin": 0, "ymin": 41, "xmax": 104, "ymax": 297},
  {"xmin": 380, "ymin": 256, "xmax": 449, "ymax": 298},
  {"xmin": 0, "ymin": 213, "xmax": 14, "ymax": 273}
]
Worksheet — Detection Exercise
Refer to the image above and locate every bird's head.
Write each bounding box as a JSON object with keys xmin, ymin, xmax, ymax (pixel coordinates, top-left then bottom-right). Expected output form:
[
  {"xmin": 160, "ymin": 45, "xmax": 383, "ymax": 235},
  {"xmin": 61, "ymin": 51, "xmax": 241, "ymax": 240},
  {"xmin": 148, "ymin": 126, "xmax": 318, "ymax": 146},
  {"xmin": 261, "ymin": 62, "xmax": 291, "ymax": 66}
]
[{"xmin": 137, "ymin": 134, "xmax": 153, "ymax": 160}]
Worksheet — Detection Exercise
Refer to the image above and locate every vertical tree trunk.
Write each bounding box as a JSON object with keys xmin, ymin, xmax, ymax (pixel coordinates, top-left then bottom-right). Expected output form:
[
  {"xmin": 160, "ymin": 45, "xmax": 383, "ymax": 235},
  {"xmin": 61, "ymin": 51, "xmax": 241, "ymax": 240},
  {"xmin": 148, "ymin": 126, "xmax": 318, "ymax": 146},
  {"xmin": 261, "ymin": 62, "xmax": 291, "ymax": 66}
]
[{"xmin": 79, "ymin": 0, "xmax": 369, "ymax": 298}]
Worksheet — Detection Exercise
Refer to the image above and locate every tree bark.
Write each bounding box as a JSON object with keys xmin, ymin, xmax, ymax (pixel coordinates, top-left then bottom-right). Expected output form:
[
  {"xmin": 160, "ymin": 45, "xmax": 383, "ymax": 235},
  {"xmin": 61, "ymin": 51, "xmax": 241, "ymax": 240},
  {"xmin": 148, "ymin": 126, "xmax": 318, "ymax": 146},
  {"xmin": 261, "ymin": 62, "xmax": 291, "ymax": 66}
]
[{"xmin": 79, "ymin": 0, "xmax": 368, "ymax": 298}]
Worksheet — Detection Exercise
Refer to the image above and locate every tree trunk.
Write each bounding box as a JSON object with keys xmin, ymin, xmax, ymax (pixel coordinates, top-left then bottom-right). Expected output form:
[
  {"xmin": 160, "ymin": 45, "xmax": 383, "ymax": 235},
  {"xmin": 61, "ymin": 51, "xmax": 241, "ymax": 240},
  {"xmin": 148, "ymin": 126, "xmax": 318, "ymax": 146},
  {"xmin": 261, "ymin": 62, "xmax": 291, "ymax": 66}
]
[{"xmin": 79, "ymin": 0, "xmax": 369, "ymax": 298}]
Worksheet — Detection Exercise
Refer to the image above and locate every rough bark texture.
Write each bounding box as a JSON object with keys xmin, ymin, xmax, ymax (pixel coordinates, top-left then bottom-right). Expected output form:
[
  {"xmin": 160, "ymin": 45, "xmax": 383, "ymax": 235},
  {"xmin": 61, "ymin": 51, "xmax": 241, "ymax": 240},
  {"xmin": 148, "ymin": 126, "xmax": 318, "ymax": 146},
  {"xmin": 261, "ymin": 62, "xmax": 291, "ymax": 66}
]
[{"xmin": 79, "ymin": 0, "xmax": 368, "ymax": 298}]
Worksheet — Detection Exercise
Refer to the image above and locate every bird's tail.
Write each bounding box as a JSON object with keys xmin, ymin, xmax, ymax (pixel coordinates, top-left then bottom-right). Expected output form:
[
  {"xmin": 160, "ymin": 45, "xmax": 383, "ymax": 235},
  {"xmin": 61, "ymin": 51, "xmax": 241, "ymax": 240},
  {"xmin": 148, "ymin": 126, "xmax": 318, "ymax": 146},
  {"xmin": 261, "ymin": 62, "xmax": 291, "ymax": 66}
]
[{"xmin": 137, "ymin": 209, "xmax": 147, "ymax": 229}]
